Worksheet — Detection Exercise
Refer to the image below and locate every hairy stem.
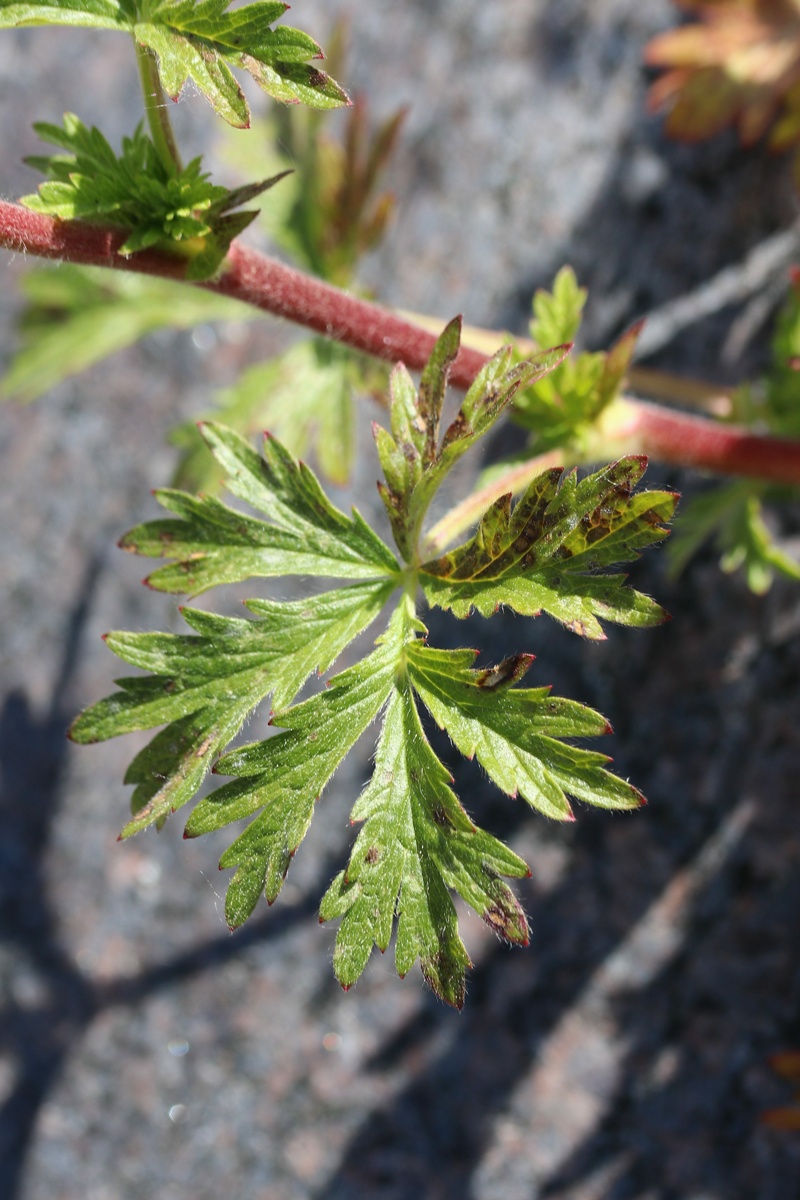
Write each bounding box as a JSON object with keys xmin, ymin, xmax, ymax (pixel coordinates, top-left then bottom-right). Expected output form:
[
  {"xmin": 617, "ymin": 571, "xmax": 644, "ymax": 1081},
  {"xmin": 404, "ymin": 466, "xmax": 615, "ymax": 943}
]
[
  {"xmin": 134, "ymin": 41, "xmax": 183, "ymax": 176},
  {"xmin": 2, "ymin": 200, "xmax": 800, "ymax": 489}
]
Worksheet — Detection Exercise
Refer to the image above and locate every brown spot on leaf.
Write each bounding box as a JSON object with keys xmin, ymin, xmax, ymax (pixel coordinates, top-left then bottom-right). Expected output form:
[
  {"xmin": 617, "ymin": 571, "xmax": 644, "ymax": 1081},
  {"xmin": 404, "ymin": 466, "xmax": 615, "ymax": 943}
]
[{"xmin": 482, "ymin": 904, "xmax": 518, "ymax": 940}]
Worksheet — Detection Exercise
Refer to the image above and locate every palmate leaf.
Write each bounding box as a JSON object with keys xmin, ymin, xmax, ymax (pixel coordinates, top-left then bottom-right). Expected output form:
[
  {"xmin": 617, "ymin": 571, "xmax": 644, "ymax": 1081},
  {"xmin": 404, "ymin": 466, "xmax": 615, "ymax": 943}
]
[
  {"xmin": 72, "ymin": 321, "xmax": 674, "ymax": 1006},
  {"xmin": 421, "ymin": 456, "xmax": 677, "ymax": 638},
  {"xmin": 0, "ymin": 0, "xmax": 349, "ymax": 123}
]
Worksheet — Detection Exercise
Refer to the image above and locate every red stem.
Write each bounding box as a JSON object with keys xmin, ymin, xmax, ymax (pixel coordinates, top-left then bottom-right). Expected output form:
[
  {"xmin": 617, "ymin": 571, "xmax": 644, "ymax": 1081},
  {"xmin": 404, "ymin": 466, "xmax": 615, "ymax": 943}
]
[
  {"xmin": 0, "ymin": 200, "xmax": 488, "ymax": 381},
  {"xmin": 217, "ymin": 240, "xmax": 490, "ymax": 386},
  {"xmin": 612, "ymin": 399, "xmax": 800, "ymax": 487},
  {"xmin": 3, "ymin": 200, "xmax": 800, "ymax": 486}
]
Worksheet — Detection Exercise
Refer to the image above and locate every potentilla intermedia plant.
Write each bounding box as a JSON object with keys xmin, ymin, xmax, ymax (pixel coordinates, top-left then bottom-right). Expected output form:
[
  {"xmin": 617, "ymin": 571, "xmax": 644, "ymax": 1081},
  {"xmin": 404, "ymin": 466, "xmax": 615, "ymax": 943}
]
[{"xmin": 1, "ymin": 0, "xmax": 800, "ymax": 1004}]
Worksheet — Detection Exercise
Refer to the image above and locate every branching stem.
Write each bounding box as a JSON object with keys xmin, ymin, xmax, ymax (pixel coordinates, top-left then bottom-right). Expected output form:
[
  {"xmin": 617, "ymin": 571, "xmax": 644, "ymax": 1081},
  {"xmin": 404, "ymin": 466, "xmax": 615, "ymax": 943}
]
[
  {"xmin": 3, "ymin": 200, "xmax": 800, "ymax": 491},
  {"xmin": 134, "ymin": 41, "xmax": 183, "ymax": 176}
]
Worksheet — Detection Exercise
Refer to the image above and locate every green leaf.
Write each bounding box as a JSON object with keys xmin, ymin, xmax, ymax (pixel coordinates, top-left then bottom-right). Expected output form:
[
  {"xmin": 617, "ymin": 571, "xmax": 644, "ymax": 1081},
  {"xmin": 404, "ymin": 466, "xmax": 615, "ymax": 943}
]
[
  {"xmin": 373, "ymin": 317, "xmax": 569, "ymax": 560},
  {"xmin": 171, "ymin": 338, "xmax": 380, "ymax": 493},
  {"xmin": 530, "ymin": 264, "xmax": 588, "ymax": 349},
  {"xmin": 71, "ymin": 305, "xmax": 671, "ymax": 1005},
  {"xmin": 68, "ymin": 579, "xmax": 393, "ymax": 833},
  {"xmin": 421, "ymin": 456, "xmax": 676, "ymax": 638},
  {"xmin": 121, "ymin": 421, "xmax": 400, "ymax": 595},
  {"xmin": 669, "ymin": 481, "xmax": 800, "ymax": 594},
  {"xmin": 1, "ymin": 266, "xmax": 252, "ymax": 403},
  {"xmin": 0, "ymin": 0, "xmax": 349, "ymax": 122},
  {"xmin": 512, "ymin": 268, "xmax": 642, "ymax": 453},
  {"xmin": 761, "ymin": 280, "xmax": 800, "ymax": 439},
  {"xmin": 320, "ymin": 675, "xmax": 530, "ymax": 1009},
  {"xmin": 406, "ymin": 643, "xmax": 643, "ymax": 821},
  {"xmin": 188, "ymin": 609, "xmax": 405, "ymax": 926},
  {"xmin": 20, "ymin": 114, "xmax": 289, "ymax": 279},
  {"xmin": 0, "ymin": 0, "xmax": 128, "ymax": 33}
]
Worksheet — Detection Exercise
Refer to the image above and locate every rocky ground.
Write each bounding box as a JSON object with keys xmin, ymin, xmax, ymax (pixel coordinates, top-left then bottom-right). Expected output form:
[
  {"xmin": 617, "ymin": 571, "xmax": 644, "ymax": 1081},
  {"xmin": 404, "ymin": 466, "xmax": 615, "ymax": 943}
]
[{"xmin": 1, "ymin": 1, "xmax": 800, "ymax": 1197}]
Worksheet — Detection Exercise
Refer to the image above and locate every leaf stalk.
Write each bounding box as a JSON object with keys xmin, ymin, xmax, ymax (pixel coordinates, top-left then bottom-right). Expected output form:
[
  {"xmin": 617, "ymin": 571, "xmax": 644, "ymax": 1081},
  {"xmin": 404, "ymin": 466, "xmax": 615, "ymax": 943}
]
[{"xmin": 134, "ymin": 41, "xmax": 184, "ymax": 176}]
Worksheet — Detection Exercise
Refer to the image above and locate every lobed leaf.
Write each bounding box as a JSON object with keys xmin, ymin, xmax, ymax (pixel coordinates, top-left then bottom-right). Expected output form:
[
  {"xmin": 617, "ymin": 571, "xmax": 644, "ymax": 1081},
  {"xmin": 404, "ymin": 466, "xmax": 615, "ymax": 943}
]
[
  {"xmin": 320, "ymin": 676, "xmax": 530, "ymax": 1009},
  {"xmin": 121, "ymin": 421, "xmax": 399, "ymax": 594},
  {"xmin": 69, "ymin": 319, "xmax": 674, "ymax": 1005},
  {"xmin": 68, "ymin": 580, "xmax": 392, "ymax": 833},
  {"xmin": 407, "ymin": 643, "xmax": 643, "ymax": 821},
  {"xmin": 0, "ymin": 0, "xmax": 349, "ymax": 122},
  {"xmin": 421, "ymin": 456, "xmax": 676, "ymax": 637},
  {"xmin": 512, "ymin": 267, "xmax": 643, "ymax": 452},
  {"xmin": 188, "ymin": 613, "xmax": 404, "ymax": 926},
  {"xmin": 374, "ymin": 316, "xmax": 570, "ymax": 559}
]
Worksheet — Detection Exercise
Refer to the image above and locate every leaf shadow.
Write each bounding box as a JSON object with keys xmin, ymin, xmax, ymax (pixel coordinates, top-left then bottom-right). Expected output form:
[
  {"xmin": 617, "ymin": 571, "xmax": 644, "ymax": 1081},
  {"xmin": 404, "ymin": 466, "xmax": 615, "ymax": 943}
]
[{"xmin": 0, "ymin": 553, "xmax": 331, "ymax": 1199}]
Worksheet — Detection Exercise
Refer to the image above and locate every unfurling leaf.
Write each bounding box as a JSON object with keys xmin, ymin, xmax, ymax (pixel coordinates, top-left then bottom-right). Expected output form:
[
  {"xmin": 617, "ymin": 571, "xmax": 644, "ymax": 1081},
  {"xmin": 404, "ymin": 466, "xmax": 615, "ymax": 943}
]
[
  {"xmin": 72, "ymin": 321, "xmax": 673, "ymax": 1005},
  {"xmin": 511, "ymin": 266, "xmax": 644, "ymax": 454},
  {"xmin": 21, "ymin": 115, "xmax": 289, "ymax": 278}
]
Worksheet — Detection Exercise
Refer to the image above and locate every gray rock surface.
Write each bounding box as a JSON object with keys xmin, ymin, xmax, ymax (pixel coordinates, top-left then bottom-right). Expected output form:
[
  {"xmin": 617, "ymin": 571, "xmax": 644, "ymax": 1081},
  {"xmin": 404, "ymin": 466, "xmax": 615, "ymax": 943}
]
[{"xmin": 2, "ymin": 2, "xmax": 800, "ymax": 1198}]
